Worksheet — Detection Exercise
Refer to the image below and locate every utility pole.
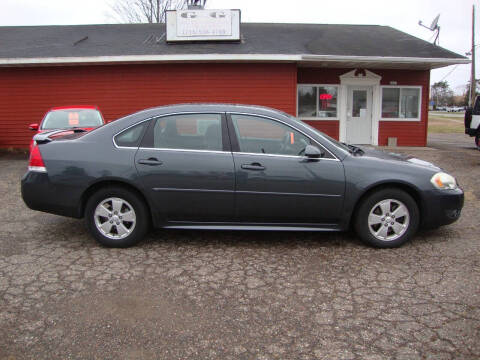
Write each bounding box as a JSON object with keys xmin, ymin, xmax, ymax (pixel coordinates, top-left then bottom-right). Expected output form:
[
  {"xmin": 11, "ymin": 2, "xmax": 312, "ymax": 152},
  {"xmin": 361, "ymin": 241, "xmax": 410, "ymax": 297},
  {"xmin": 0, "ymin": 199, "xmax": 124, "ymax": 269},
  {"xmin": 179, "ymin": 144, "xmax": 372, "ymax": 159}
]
[{"xmin": 470, "ymin": 5, "xmax": 476, "ymax": 107}]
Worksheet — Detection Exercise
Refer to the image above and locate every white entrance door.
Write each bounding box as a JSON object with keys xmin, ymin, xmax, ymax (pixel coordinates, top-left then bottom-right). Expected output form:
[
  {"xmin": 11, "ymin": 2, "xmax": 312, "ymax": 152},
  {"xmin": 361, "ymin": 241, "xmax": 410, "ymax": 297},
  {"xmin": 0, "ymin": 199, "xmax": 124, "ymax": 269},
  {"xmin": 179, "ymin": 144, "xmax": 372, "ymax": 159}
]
[{"xmin": 346, "ymin": 86, "xmax": 373, "ymax": 144}]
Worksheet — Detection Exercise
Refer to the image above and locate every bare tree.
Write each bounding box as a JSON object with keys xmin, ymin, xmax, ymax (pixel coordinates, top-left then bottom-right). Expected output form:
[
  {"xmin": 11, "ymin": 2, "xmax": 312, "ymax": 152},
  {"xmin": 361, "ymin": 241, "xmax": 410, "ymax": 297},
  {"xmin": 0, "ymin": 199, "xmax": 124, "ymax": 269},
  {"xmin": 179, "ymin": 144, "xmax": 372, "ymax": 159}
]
[
  {"xmin": 431, "ymin": 81, "xmax": 454, "ymax": 107},
  {"xmin": 111, "ymin": 0, "xmax": 190, "ymax": 23}
]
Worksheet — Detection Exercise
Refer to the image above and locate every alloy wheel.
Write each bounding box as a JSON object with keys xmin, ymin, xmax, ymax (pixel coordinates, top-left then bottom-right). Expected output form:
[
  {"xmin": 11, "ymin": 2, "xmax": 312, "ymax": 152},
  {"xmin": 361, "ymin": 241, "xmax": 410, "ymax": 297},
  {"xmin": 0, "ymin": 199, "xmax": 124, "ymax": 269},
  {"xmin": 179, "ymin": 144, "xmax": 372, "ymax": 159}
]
[
  {"xmin": 94, "ymin": 197, "xmax": 136, "ymax": 240},
  {"xmin": 367, "ymin": 199, "xmax": 410, "ymax": 241}
]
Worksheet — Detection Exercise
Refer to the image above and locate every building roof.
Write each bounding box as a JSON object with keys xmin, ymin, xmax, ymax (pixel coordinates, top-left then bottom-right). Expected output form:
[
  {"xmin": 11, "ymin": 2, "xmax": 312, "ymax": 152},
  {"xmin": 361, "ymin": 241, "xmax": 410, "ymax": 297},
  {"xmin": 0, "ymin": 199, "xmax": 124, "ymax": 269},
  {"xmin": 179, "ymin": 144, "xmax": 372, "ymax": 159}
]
[{"xmin": 0, "ymin": 22, "xmax": 468, "ymax": 69}]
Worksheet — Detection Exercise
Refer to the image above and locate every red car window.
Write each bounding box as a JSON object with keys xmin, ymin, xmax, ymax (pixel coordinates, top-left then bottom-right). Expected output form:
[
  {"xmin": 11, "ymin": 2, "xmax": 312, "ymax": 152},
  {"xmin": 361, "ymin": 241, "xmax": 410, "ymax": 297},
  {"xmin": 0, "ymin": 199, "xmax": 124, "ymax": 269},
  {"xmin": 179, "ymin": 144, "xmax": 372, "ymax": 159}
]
[{"xmin": 42, "ymin": 109, "xmax": 103, "ymax": 129}]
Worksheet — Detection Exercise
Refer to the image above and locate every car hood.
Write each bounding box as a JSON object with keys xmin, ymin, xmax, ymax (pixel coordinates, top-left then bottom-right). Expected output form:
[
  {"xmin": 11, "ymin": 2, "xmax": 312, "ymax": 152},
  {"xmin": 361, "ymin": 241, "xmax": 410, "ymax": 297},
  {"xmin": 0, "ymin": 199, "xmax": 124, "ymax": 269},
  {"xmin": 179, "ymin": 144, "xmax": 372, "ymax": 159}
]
[{"xmin": 359, "ymin": 147, "xmax": 441, "ymax": 171}]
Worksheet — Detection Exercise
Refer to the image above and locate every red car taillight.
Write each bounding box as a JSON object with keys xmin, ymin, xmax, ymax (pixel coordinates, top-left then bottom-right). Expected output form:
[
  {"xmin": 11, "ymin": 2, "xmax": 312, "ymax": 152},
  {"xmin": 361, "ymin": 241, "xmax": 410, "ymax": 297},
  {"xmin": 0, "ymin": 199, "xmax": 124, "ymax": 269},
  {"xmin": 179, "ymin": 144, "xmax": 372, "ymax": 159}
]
[{"xmin": 29, "ymin": 145, "xmax": 47, "ymax": 173}]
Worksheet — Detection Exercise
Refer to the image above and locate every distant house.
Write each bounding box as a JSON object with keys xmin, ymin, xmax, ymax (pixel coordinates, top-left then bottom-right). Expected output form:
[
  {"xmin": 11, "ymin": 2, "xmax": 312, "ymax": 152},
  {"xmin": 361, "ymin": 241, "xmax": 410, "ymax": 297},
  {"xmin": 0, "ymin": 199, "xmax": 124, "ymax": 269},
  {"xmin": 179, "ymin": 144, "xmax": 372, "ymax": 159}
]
[{"xmin": 0, "ymin": 19, "xmax": 468, "ymax": 148}]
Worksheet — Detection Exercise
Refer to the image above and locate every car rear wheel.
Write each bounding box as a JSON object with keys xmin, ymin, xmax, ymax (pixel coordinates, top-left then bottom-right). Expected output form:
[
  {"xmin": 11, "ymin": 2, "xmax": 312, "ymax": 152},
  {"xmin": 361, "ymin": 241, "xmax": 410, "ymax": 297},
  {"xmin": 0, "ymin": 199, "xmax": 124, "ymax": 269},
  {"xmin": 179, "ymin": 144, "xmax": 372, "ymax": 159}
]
[
  {"xmin": 354, "ymin": 188, "xmax": 419, "ymax": 248},
  {"xmin": 85, "ymin": 186, "xmax": 149, "ymax": 247}
]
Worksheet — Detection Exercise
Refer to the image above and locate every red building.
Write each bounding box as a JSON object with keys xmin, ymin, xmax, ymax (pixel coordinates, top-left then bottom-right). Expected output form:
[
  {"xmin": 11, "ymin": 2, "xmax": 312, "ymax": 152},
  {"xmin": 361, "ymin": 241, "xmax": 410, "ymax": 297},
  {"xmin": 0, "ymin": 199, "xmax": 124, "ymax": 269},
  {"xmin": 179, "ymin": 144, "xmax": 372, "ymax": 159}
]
[{"xmin": 0, "ymin": 21, "xmax": 468, "ymax": 148}]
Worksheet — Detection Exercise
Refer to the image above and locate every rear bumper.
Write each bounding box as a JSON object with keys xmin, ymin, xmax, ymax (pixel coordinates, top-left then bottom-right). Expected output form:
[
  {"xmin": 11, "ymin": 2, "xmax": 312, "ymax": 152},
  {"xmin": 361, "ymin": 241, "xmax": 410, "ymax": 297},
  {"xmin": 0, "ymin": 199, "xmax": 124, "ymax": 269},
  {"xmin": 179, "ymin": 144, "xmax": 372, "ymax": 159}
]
[
  {"xmin": 21, "ymin": 171, "xmax": 82, "ymax": 218},
  {"xmin": 421, "ymin": 188, "xmax": 464, "ymax": 229}
]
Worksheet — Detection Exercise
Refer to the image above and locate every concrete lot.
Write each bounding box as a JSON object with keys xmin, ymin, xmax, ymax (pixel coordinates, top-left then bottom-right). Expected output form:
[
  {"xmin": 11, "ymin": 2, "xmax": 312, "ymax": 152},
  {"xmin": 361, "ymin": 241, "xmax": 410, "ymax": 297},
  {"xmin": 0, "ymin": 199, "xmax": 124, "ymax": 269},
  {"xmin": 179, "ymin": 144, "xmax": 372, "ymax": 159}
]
[{"xmin": 0, "ymin": 134, "xmax": 479, "ymax": 359}]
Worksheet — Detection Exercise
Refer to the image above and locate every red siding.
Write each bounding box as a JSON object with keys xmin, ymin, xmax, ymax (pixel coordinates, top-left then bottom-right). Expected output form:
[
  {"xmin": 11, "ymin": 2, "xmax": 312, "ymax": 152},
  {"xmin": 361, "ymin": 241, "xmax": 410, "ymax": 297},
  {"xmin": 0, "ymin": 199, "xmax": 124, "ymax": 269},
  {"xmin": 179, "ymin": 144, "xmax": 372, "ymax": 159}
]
[
  {"xmin": 298, "ymin": 68, "xmax": 430, "ymax": 146},
  {"xmin": 0, "ymin": 63, "xmax": 297, "ymax": 148},
  {"xmin": 302, "ymin": 120, "xmax": 339, "ymax": 139},
  {"xmin": 377, "ymin": 70, "xmax": 430, "ymax": 146}
]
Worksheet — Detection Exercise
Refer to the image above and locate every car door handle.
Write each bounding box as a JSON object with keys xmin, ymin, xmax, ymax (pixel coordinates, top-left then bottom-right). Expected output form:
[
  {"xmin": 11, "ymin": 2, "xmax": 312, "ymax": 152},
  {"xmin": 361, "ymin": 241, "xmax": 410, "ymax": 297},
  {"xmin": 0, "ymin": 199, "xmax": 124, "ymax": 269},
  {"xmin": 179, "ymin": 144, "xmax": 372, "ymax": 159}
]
[
  {"xmin": 137, "ymin": 158, "xmax": 163, "ymax": 166},
  {"xmin": 241, "ymin": 162, "xmax": 265, "ymax": 171}
]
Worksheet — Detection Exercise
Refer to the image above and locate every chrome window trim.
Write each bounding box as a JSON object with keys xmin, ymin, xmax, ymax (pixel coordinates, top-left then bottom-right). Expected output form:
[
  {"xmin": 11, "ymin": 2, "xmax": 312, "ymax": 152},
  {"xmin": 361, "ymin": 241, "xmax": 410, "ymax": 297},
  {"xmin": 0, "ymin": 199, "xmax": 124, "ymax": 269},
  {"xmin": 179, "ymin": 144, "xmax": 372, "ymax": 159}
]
[
  {"xmin": 232, "ymin": 151, "xmax": 339, "ymax": 161},
  {"xmin": 136, "ymin": 147, "xmax": 338, "ymax": 161},
  {"xmin": 112, "ymin": 116, "xmax": 156, "ymax": 149},
  {"xmin": 113, "ymin": 111, "xmax": 226, "ymax": 150},
  {"xmin": 112, "ymin": 110, "xmax": 341, "ymax": 162},
  {"xmin": 228, "ymin": 112, "xmax": 340, "ymax": 161},
  {"xmin": 138, "ymin": 147, "xmax": 230, "ymax": 155}
]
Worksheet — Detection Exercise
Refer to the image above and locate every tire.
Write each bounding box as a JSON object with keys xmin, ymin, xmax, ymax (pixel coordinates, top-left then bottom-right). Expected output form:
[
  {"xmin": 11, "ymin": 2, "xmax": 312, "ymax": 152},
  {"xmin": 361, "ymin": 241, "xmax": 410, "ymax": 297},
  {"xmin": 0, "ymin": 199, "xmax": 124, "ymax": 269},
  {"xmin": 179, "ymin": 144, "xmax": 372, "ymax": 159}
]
[
  {"xmin": 475, "ymin": 133, "xmax": 480, "ymax": 150},
  {"xmin": 85, "ymin": 186, "xmax": 150, "ymax": 247},
  {"xmin": 354, "ymin": 188, "xmax": 419, "ymax": 248}
]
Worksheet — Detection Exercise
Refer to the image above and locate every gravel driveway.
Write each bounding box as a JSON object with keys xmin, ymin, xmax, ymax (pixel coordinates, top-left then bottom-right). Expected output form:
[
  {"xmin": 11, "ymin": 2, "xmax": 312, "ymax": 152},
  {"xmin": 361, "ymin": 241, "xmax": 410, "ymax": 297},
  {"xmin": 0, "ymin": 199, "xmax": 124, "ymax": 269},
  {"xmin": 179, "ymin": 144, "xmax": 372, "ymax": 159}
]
[{"xmin": 0, "ymin": 135, "xmax": 479, "ymax": 359}]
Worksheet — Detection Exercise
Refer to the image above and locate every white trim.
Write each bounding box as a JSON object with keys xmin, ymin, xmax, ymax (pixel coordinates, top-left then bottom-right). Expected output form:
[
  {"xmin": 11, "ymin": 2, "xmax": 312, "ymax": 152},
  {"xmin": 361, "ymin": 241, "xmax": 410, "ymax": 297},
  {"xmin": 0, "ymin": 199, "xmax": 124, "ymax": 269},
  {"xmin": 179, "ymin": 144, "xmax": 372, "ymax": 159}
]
[
  {"xmin": 299, "ymin": 117, "xmax": 339, "ymax": 121},
  {"xmin": 0, "ymin": 54, "xmax": 469, "ymax": 67},
  {"xmin": 339, "ymin": 70, "xmax": 381, "ymax": 145},
  {"xmin": 339, "ymin": 69, "xmax": 382, "ymax": 85},
  {"xmin": 300, "ymin": 54, "xmax": 469, "ymax": 66},
  {"xmin": 0, "ymin": 54, "xmax": 299, "ymax": 66},
  {"xmin": 380, "ymin": 85, "xmax": 422, "ymax": 122},
  {"xmin": 296, "ymin": 84, "xmax": 340, "ymax": 120}
]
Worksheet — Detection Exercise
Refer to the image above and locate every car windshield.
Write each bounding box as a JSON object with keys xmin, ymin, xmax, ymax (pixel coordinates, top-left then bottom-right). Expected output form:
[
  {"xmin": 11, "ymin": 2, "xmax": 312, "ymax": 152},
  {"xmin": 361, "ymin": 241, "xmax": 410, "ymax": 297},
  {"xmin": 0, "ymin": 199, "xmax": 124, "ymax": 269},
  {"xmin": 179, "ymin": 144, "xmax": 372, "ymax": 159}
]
[{"xmin": 42, "ymin": 109, "xmax": 103, "ymax": 130}]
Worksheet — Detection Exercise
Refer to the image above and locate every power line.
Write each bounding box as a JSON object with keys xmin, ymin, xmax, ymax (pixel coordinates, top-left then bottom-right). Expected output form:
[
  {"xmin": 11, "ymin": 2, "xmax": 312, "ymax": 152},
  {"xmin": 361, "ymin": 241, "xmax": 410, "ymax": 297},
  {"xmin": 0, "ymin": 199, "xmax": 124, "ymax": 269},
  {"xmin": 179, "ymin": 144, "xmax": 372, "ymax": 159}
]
[{"xmin": 438, "ymin": 64, "xmax": 460, "ymax": 82}]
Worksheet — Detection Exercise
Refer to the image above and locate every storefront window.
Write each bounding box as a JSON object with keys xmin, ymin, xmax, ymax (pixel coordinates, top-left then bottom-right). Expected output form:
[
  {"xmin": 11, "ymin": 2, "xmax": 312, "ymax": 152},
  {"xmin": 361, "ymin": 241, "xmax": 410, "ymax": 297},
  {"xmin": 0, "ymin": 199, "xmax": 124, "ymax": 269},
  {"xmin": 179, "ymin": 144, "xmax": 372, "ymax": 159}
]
[
  {"xmin": 298, "ymin": 86, "xmax": 316, "ymax": 117},
  {"xmin": 382, "ymin": 87, "xmax": 420, "ymax": 119},
  {"xmin": 381, "ymin": 88, "xmax": 400, "ymax": 118},
  {"xmin": 298, "ymin": 85, "xmax": 338, "ymax": 119},
  {"xmin": 400, "ymin": 88, "xmax": 420, "ymax": 118}
]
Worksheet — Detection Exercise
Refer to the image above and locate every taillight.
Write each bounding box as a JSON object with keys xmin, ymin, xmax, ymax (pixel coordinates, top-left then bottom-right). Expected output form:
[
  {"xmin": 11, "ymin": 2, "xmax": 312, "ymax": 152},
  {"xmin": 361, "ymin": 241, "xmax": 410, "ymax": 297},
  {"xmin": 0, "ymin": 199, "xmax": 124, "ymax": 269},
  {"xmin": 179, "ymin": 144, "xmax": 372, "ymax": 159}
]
[{"xmin": 29, "ymin": 145, "xmax": 47, "ymax": 173}]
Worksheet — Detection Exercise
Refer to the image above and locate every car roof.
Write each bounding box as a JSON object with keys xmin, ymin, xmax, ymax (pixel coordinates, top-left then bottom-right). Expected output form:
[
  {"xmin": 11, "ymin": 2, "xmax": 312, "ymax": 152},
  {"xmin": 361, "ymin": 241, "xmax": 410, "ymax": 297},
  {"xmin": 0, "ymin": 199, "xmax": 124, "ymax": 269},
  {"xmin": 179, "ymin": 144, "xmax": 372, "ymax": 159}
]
[
  {"xmin": 50, "ymin": 105, "xmax": 98, "ymax": 111},
  {"xmin": 136, "ymin": 103, "xmax": 293, "ymax": 120}
]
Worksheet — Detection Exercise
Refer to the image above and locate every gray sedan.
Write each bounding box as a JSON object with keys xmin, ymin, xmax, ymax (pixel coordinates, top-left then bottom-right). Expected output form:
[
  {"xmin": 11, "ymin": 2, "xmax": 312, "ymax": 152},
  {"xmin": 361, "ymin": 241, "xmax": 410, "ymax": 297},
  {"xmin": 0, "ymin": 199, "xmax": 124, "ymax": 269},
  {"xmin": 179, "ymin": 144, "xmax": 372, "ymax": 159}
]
[{"xmin": 21, "ymin": 104, "xmax": 464, "ymax": 248}]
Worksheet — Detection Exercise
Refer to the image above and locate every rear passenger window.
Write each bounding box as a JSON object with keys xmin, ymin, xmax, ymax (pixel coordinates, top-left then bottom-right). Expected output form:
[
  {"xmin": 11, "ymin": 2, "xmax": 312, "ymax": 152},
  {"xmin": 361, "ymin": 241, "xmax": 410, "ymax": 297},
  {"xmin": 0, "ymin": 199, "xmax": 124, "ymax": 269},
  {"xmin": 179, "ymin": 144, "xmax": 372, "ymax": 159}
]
[
  {"xmin": 114, "ymin": 121, "xmax": 149, "ymax": 147},
  {"xmin": 153, "ymin": 114, "xmax": 223, "ymax": 151}
]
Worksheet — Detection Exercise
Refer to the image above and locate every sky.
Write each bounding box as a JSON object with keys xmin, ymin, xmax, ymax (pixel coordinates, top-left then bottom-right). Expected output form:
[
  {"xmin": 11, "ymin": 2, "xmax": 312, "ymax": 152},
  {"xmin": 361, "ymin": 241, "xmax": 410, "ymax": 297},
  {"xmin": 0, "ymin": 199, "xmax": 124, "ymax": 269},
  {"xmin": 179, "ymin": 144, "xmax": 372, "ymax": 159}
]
[{"xmin": 0, "ymin": 0, "xmax": 478, "ymax": 94}]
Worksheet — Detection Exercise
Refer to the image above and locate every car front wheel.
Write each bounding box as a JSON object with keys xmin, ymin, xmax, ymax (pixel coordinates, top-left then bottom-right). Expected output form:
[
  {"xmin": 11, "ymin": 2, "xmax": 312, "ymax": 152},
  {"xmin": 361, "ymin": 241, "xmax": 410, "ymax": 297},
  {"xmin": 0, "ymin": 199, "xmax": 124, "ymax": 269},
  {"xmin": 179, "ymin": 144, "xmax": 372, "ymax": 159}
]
[
  {"xmin": 475, "ymin": 133, "xmax": 480, "ymax": 150},
  {"xmin": 354, "ymin": 188, "xmax": 419, "ymax": 248},
  {"xmin": 85, "ymin": 186, "xmax": 149, "ymax": 247}
]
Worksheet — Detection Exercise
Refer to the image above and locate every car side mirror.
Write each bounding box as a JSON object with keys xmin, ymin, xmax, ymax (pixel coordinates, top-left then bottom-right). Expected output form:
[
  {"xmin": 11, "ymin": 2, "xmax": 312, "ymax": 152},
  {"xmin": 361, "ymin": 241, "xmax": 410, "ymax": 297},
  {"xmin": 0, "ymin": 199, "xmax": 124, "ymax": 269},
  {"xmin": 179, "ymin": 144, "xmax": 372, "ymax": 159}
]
[
  {"xmin": 29, "ymin": 123, "xmax": 39, "ymax": 131},
  {"xmin": 304, "ymin": 144, "xmax": 324, "ymax": 159}
]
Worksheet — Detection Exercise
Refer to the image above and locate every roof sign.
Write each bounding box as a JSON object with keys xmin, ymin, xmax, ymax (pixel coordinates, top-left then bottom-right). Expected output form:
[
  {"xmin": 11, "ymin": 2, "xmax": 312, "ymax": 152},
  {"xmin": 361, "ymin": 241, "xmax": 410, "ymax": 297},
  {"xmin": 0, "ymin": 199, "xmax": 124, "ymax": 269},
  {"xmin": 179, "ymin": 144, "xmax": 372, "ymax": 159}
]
[{"xmin": 166, "ymin": 9, "xmax": 240, "ymax": 42}]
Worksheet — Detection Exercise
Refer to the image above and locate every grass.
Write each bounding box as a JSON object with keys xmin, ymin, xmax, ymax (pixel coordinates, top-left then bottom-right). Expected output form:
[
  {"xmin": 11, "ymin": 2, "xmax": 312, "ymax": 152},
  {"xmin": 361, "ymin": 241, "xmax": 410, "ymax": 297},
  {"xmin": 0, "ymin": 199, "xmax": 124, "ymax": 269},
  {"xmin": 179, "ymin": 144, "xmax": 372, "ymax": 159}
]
[{"xmin": 428, "ymin": 111, "xmax": 465, "ymax": 133}]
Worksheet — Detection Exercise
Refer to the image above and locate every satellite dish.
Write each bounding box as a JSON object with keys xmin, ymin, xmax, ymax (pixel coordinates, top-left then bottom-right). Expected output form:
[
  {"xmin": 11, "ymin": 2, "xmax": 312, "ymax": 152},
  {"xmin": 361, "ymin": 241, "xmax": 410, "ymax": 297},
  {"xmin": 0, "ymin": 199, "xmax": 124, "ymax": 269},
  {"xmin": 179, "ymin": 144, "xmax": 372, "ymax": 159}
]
[
  {"xmin": 430, "ymin": 14, "xmax": 440, "ymax": 30},
  {"xmin": 419, "ymin": 14, "xmax": 441, "ymax": 45}
]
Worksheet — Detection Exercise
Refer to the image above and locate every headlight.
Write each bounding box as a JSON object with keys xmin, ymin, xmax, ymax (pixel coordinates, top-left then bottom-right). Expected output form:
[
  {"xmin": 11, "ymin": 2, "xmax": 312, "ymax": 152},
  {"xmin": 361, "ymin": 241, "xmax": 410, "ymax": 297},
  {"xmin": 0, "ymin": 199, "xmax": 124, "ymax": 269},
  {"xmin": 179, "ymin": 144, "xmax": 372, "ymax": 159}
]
[{"xmin": 430, "ymin": 172, "xmax": 458, "ymax": 190}]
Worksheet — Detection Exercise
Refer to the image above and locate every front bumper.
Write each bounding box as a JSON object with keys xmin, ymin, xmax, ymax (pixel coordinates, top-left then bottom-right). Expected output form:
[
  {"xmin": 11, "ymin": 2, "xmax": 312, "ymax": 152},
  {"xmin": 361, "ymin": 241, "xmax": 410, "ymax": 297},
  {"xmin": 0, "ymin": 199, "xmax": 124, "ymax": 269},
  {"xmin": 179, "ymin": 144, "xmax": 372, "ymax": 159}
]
[
  {"xmin": 21, "ymin": 171, "xmax": 82, "ymax": 218},
  {"xmin": 421, "ymin": 188, "xmax": 464, "ymax": 229},
  {"xmin": 465, "ymin": 128, "xmax": 478, "ymax": 137}
]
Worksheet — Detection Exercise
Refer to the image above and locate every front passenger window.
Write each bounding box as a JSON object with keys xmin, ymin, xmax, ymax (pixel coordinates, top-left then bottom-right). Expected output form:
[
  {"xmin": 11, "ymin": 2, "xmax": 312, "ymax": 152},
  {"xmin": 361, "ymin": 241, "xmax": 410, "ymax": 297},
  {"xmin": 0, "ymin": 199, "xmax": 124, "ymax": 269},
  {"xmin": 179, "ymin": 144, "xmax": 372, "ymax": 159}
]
[{"xmin": 231, "ymin": 114, "xmax": 311, "ymax": 156}]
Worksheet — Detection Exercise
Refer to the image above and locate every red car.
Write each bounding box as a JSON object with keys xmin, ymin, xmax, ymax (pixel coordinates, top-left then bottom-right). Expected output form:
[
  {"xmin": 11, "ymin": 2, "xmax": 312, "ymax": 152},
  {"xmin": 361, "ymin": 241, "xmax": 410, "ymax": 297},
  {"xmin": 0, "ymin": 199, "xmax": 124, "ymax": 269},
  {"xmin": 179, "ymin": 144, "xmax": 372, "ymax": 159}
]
[{"xmin": 29, "ymin": 106, "xmax": 105, "ymax": 152}]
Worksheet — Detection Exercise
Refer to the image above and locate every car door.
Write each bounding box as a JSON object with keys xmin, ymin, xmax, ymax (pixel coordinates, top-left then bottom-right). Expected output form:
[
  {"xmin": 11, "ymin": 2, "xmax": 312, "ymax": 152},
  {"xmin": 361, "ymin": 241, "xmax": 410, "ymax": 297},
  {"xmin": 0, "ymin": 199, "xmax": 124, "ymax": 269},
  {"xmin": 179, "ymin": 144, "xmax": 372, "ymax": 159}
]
[
  {"xmin": 134, "ymin": 112, "xmax": 235, "ymax": 222},
  {"xmin": 228, "ymin": 113, "xmax": 345, "ymax": 225}
]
